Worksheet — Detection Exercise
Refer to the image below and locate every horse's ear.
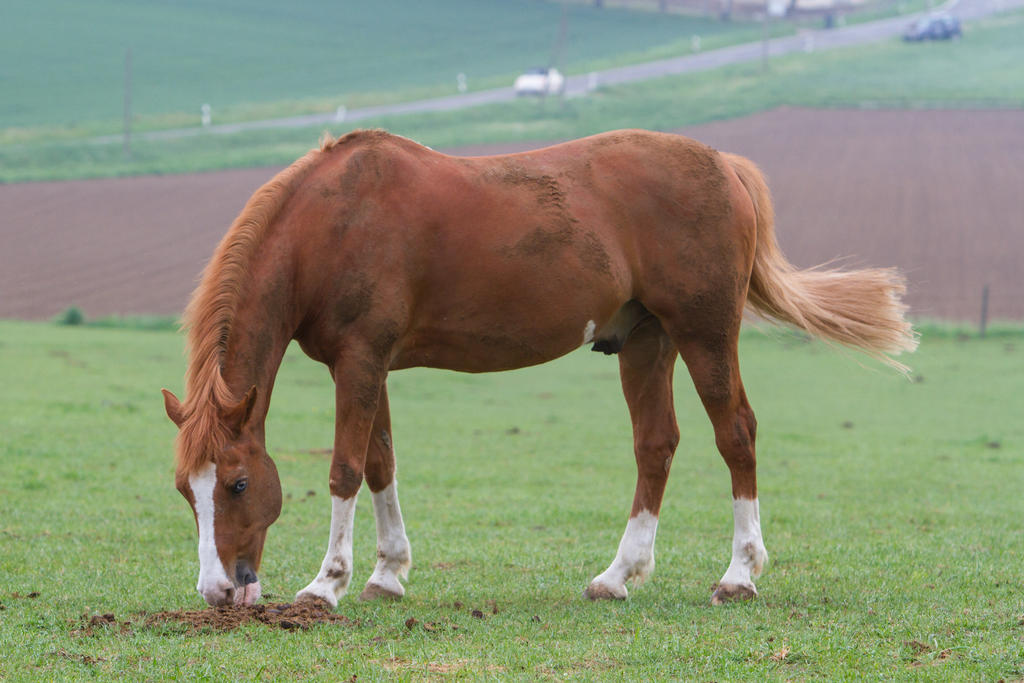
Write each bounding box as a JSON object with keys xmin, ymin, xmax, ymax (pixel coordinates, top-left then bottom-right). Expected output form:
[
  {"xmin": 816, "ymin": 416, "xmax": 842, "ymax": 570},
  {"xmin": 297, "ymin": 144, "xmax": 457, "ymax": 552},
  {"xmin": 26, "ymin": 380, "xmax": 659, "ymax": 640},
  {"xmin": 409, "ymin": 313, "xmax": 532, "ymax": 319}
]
[
  {"xmin": 223, "ymin": 385, "xmax": 258, "ymax": 434},
  {"xmin": 162, "ymin": 389, "xmax": 185, "ymax": 428}
]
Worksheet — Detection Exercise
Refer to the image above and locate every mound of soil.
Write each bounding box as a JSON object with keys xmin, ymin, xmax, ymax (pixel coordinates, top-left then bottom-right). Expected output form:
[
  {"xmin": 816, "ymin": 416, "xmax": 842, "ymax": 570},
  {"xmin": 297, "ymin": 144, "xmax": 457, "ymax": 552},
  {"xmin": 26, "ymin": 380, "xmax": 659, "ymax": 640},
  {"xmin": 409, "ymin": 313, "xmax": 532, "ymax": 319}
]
[{"xmin": 144, "ymin": 599, "xmax": 353, "ymax": 631}]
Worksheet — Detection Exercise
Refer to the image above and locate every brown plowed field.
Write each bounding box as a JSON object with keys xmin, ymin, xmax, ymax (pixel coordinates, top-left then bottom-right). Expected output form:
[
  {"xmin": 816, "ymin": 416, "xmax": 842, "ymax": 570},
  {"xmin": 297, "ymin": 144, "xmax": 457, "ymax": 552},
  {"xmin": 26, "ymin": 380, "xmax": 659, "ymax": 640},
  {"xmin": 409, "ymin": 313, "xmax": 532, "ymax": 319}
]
[{"xmin": 1, "ymin": 108, "xmax": 1021, "ymax": 322}]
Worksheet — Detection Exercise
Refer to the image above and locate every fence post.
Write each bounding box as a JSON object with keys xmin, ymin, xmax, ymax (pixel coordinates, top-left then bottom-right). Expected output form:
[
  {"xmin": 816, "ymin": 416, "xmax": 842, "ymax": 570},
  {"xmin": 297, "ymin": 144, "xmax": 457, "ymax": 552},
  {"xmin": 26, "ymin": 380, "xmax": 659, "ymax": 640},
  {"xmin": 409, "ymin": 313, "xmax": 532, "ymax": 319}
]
[
  {"xmin": 979, "ymin": 284, "xmax": 989, "ymax": 338},
  {"xmin": 123, "ymin": 48, "xmax": 132, "ymax": 158}
]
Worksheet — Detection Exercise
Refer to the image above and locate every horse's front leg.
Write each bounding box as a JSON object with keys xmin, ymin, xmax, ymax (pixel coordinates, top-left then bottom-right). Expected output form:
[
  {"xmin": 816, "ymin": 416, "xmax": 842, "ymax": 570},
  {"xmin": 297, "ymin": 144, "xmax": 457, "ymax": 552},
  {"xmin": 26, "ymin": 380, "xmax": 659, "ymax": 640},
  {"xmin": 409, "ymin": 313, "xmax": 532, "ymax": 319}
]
[
  {"xmin": 358, "ymin": 383, "xmax": 412, "ymax": 601},
  {"xmin": 296, "ymin": 351, "xmax": 387, "ymax": 607}
]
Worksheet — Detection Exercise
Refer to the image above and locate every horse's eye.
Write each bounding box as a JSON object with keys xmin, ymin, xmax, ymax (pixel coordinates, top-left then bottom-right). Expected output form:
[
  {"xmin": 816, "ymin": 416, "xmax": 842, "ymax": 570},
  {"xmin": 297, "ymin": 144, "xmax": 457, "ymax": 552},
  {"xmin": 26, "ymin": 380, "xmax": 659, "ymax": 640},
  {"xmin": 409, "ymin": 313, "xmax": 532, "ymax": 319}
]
[{"xmin": 232, "ymin": 479, "xmax": 248, "ymax": 494}]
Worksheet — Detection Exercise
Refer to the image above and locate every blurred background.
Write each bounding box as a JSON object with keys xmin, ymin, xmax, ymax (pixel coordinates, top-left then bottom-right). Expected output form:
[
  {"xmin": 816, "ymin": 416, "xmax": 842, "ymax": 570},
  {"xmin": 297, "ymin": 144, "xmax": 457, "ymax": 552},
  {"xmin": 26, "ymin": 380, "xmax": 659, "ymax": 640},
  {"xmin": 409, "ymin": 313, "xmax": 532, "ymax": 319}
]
[{"xmin": 1, "ymin": 0, "xmax": 1021, "ymax": 325}]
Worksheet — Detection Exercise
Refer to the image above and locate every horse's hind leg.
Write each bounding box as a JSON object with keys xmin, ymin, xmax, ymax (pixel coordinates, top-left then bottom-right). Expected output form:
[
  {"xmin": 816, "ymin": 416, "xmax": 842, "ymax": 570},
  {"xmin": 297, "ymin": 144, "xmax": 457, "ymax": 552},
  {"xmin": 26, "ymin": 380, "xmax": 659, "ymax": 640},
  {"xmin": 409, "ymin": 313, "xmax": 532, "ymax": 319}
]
[
  {"xmin": 585, "ymin": 318, "xmax": 679, "ymax": 600},
  {"xmin": 674, "ymin": 328, "xmax": 768, "ymax": 605},
  {"xmin": 358, "ymin": 383, "xmax": 412, "ymax": 601}
]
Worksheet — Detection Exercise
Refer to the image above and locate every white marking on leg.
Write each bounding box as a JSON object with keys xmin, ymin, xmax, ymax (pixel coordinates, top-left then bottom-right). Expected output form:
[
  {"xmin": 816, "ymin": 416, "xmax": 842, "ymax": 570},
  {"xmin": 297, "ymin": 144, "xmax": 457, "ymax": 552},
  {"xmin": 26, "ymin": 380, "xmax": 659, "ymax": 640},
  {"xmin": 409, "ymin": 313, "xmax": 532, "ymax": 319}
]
[
  {"xmin": 583, "ymin": 319, "xmax": 596, "ymax": 345},
  {"xmin": 718, "ymin": 497, "xmax": 768, "ymax": 590},
  {"xmin": 296, "ymin": 494, "xmax": 358, "ymax": 607},
  {"xmin": 587, "ymin": 510, "xmax": 658, "ymax": 599},
  {"xmin": 362, "ymin": 481, "xmax": 412, "ymax": 598},
  {"xmin": 189, "ymin": 462, "xmax": 234, "ymax": 605}
]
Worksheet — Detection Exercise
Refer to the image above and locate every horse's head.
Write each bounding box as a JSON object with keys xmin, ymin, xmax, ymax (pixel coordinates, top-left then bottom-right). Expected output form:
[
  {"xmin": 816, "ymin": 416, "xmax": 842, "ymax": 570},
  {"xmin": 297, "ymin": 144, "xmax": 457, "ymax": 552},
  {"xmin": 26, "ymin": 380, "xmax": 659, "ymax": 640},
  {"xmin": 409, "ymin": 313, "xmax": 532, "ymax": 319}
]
[{"xmin": 162, "ymin": 386, "xmax": 282, "ymax": 606}]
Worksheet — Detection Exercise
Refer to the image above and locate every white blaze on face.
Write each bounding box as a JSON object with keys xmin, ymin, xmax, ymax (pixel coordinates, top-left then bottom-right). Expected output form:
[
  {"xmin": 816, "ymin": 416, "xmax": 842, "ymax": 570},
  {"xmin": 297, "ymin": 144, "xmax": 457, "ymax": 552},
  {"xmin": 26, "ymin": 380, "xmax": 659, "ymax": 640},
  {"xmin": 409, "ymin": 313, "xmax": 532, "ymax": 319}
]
[
  {"xmin": 583, "ymin": 319, "xmax": 596, "ymax": 345},
  {"xmin": 189, "ymin": 462, "xmax": 234, "ymax": 603}
]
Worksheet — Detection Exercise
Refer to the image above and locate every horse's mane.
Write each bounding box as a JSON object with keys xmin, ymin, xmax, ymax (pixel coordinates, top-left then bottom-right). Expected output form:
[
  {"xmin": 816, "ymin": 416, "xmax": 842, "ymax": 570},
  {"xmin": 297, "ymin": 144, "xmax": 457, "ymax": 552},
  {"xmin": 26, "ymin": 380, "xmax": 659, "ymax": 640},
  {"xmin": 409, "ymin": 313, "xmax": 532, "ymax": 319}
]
[{"xmin": 174, "ymin": 129, "xmax": 388, "ymax": 473}]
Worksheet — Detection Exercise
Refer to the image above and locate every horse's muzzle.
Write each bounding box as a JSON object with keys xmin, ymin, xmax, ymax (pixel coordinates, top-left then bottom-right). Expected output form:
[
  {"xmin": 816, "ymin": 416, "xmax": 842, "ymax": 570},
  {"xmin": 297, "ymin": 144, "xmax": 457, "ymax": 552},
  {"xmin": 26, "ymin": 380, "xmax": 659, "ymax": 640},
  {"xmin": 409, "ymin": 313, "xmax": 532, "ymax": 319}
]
[
  {"xmin": 232, "ymin": 560, "xmax": 262, "ymax": 606},
  {"xmin": 236, "ymin": 560, "xmax": 258, "ymax": 587},
  {"xmin": 197, "ymin": 560, "xmax": 261, "ymax": 606},
  {"xmin": 198, "ymin": 577, "xmax": 237, "ymax": 606}
]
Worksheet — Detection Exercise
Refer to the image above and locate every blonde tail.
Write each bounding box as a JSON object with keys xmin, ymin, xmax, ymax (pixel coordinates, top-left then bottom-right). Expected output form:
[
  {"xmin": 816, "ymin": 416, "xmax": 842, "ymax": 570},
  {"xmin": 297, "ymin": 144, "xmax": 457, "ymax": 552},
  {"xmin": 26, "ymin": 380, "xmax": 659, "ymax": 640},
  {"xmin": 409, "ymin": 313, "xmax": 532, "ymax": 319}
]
[{"xmin": 723, "ymin": 152, "xmax": 918, "ymax": 372}]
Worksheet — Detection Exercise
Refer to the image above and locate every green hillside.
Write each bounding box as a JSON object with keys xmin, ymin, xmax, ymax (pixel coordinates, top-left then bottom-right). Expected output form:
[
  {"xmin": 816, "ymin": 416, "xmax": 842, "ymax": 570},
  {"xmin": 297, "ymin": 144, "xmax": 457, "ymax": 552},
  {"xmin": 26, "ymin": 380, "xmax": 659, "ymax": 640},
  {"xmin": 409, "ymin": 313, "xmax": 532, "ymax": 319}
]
[
  {"xmin": 2, "ymin": 0, "xmax": 757, "ymax": 129},
  {"xmin": 3, "ymin": 9, "xmax": 1020, "ymax": 182}
]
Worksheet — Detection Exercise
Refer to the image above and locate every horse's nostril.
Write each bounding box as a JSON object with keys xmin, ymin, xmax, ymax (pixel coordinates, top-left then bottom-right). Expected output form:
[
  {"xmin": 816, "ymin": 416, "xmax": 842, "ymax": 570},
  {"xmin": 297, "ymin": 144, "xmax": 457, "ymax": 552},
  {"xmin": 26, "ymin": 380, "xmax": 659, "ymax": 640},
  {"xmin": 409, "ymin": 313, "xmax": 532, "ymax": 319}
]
[{"xmin": 236, "ymin": 560, "xmax": 259, "ymax": 586}]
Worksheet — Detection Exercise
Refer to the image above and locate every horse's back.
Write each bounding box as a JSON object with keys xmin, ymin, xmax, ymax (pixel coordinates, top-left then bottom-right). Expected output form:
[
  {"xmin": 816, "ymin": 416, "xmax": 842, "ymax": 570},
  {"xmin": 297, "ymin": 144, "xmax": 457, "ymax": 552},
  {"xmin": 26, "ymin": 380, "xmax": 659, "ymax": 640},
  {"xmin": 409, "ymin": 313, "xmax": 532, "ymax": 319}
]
[{"xmin": 289, "ymin": 129, "xmax": 756, "ymax": 372}]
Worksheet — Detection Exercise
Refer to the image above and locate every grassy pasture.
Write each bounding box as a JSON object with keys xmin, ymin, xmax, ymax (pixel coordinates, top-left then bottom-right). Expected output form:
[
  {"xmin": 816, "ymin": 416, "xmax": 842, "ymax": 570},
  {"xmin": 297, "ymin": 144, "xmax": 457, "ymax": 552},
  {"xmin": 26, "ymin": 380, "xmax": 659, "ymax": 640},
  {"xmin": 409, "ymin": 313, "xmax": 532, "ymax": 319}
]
[
  {"xmin": 3, "ymin": 9, "xmax": 1021, "ymax": 183},
  {"xmin": 1, "ymin": 319, "xmax": 1022, "ymax": 679},
  {"xmin": 0, "ymin": 0, "xmax": 763, "ymax": 132}
]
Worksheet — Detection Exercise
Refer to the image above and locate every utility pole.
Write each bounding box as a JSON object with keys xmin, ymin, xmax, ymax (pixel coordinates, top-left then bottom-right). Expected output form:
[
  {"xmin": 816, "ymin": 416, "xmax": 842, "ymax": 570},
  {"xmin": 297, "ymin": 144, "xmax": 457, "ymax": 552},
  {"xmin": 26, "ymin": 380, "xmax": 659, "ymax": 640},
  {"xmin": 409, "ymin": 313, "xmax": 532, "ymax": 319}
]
[
  {"xmin": 762, "ymin": 0, "xmax": 769, "ymax": 71},
  {"xmin": 762, "ymin": 0, "xmax": 784, "ymax": 71},
  {"xmin": 549, "ymin": 5, "xmax": 569, "ymax": 102},
  {"xmin": 123, "ymin": 48, "xmax": 132, "ymax": 158},
  {"xmin": 551, "ymin": 5, "xmax": 568, "ymax": 73},
  {"xmin": 980, "ymin": 284, "xmax": 990, "ymax": 337}
]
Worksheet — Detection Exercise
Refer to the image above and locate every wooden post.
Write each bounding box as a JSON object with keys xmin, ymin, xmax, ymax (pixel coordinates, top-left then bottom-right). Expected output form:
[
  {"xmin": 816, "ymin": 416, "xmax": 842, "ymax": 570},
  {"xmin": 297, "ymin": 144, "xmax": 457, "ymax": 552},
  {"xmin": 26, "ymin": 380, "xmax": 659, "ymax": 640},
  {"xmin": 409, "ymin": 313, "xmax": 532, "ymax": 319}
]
[
  {"xmin": 979, "ymin": 284, "xmax": 990, "ymax": 338},
  {"xmin": 762, "ymin": 1, "xmax": 769, "ymax": 72},
  {"xmin": 551, "ymin": 5, "xmax": 567, "ymax": 74},
  {"xmin": 123, "ymin": 48, "xmax": 132, "ymax": 158}
]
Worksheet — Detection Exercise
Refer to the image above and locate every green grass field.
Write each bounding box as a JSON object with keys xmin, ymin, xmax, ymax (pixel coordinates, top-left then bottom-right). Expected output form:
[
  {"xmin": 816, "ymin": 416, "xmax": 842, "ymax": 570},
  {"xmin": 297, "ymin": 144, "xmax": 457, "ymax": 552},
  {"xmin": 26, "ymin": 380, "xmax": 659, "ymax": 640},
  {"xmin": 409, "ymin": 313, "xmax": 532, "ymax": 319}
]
[
  {"xmin": 1, "ymin": 0, "xmax": 766, "ymax": 133},
  {"xmin": 1, "ymin": 319, "xmax": 1021, "ymax": 679},
  {"xmin": 3, "ymin": 9, "xmax": 1021, "ymax": 183}
]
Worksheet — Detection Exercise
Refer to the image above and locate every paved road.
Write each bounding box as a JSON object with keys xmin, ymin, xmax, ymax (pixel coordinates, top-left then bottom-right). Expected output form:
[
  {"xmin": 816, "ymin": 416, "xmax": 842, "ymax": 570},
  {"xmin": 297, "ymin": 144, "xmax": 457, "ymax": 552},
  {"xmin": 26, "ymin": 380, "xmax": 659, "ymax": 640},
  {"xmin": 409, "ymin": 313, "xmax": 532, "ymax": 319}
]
[
  {"xmin": 562, "ymin": 0, "xmax": 1021, "ymax": 94},
  {"xmin": 95, "ymin": 0, "xmax": 1022, "ymax": 145}
]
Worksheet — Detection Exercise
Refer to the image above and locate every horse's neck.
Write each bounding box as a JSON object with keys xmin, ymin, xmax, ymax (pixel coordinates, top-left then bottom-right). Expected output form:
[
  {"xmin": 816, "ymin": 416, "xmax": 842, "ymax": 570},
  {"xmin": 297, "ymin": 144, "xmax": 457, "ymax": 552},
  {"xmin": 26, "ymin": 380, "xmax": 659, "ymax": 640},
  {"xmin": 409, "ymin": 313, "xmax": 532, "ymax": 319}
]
[{"xmin": 217, "ymin": 270, "xmax": 300, "ymax": 431}]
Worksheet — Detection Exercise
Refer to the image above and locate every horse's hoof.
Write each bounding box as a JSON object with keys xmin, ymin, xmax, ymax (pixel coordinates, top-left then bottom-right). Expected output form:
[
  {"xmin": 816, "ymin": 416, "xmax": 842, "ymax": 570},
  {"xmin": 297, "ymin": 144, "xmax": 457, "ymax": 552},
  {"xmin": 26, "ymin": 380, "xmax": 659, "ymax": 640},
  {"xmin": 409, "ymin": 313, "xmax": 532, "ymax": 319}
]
[
  {"xmin": 710, "ymin": 582, "xmax": 757, "ymax": 605},
  {"xmin": 358, "ymin": 583, "xmax": 403, "ymax": 602},
  {"xmin": 295, "ymin": 586, "xmax": 339, "ymax": 608},
  {"xmin": 583, "ymin": 582, "xmax": 627, "ymax": 601}
]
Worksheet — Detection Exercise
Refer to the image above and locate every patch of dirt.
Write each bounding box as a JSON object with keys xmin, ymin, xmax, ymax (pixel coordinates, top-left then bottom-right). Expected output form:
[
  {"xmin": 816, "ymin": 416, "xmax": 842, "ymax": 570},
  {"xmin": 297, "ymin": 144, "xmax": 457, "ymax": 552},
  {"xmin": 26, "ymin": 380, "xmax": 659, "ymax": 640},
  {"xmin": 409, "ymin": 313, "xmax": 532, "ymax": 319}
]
[
  {"xmin": 904, "ymin": 639, "xmax": 955, "ymax": 667},
  {"xmin": 144, "ymin": 599, "xmax": 354, "ymax": 632},
  {"xmin": 71, "ymin": 612, "xmax": 133, "ymax": 637},
  {"xmin": 88, "ymin": 613, "xmax": 117, "ymax": 627},
  {"xmin": 405, "ymin": 616, "xmax": 460, "ymax": 633},
  {"xmin": 51, "ymin": 648, "xmax": 107, "ymax": 665},
  {"xmin": 377, "ymin": 657, "xmax": 506, "ymax": 674}
]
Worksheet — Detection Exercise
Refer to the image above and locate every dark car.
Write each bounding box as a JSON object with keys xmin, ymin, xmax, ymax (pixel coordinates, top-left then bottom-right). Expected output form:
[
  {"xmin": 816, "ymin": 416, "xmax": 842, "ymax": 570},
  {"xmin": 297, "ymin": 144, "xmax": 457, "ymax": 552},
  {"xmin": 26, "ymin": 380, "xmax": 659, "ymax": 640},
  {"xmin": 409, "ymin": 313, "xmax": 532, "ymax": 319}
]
[{"xmin": 903, "ymin": 13, "xmax": 962, "ymax": 41}]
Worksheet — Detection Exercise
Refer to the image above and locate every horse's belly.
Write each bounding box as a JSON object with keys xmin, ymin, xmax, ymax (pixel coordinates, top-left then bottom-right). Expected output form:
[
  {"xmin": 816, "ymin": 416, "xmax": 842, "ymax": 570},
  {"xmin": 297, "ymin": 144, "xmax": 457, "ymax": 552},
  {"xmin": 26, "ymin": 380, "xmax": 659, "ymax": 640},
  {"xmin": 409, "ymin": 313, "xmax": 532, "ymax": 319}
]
[
  {"xmin": 392, "ymin": 292, "xmax": 623, "ymax": 373},
  {"xmin": 389, "ymin": 203, "xmax": 633, "ymax": 372}
]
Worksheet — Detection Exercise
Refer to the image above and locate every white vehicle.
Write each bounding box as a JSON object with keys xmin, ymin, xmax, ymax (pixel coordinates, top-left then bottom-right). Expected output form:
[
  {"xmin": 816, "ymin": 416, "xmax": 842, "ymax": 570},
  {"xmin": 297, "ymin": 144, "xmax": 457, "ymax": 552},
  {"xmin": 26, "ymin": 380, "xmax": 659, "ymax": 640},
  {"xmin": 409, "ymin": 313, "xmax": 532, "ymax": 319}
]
[{"xmin": 513, "ymin": 67, "xmax": 565, "ymax": 96}]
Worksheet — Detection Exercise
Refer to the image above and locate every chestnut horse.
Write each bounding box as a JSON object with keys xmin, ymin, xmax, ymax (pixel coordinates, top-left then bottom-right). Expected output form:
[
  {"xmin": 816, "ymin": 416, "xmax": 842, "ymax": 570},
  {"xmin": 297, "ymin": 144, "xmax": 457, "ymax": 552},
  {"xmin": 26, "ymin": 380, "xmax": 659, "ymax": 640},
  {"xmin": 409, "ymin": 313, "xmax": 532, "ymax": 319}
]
[{"xmin": 162, "ymin": 129, "xmax": 915, "ymax": 608}]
